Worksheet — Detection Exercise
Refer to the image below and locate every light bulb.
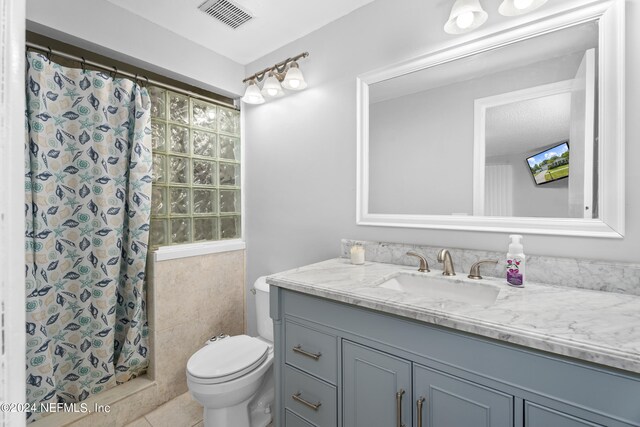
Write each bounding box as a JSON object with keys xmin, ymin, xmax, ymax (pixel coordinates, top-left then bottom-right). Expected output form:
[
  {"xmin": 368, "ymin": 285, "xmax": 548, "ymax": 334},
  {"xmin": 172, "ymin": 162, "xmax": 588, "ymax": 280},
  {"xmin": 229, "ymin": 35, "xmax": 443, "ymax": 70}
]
[
  {"xmin": 287, "ymin": 79, "xmax": 301, "ymax": 89},
  {"xmin": 444, "ymin": 0, "xmax": 487, "ymax": 34},
  {"xmin": 498, "ymin": 0, "xmax": 547, "ymax": 16},
  {"xmin": 282, "ymin": 62, "xmax": 307, "ymax": 91},
  {"xmin": 261, "ymin": 73, "xmax": 284, "ymax": 98},
  {"xmin": 241, "ymin": 81, "xmax": 265, "ymax": 105},
  {"xmin": 513, "ymin": 0, "xmax": 533, "ymax": 9},
  {"xmin": 456, "ymin": 11, "xmax": 475, "ymax": 29}
]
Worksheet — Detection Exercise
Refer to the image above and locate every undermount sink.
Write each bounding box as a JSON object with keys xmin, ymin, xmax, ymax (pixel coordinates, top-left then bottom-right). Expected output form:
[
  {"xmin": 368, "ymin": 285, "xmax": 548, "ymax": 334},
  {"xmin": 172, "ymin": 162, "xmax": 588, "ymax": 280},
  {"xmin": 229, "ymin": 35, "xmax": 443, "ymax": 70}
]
[{"xmin": 378, "ymin": 273, "xmax": 500, "ymax": 306}]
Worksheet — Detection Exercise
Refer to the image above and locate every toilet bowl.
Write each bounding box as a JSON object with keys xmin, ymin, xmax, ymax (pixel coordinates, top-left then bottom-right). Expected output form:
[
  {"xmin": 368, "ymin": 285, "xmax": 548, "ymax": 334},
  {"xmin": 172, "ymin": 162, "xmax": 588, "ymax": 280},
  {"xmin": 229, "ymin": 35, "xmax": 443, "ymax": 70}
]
[{"xmin": 187, "ymin": 277, "xmax": 274, "ymax": 427}]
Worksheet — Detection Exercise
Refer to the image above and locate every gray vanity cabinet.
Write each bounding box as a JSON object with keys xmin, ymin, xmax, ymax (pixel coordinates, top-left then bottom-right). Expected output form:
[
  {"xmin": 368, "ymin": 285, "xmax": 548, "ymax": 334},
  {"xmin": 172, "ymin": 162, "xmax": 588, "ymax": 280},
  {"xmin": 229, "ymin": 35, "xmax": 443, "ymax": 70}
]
[
  {"xmin": 342, "ymin": 341, "xmax": 412, "ymax": 427},
  {"xmin": 271, "ymin": 287, "xmax": 640, "ymax": 427},
  {"xmin": 342, "ymin": 341, "xmax": 512, "ymax": 427},
  {"xmin": 524, "ymin": 402, "xmax": 604, "ymax": 427},
  {"xmin": 414, "ymin": 364, "xmax": 513, "ymax": 427}
]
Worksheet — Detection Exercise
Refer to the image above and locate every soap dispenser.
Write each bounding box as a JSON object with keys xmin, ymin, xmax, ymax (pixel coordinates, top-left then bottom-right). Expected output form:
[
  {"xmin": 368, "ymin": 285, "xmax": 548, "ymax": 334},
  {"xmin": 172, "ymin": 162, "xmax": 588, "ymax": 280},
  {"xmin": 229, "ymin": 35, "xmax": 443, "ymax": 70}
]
[{"xmin": 506, "ymin": 234, "xmax": 525, "ymax": 287}]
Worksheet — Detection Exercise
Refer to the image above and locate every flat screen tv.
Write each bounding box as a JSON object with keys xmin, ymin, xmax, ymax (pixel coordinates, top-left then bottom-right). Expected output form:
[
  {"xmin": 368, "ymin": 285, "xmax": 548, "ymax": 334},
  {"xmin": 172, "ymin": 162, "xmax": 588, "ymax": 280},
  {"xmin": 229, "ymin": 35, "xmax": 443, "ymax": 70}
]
[{"xmin": 526, "ymin": 141, "xmax": 569, "ymax": 185}]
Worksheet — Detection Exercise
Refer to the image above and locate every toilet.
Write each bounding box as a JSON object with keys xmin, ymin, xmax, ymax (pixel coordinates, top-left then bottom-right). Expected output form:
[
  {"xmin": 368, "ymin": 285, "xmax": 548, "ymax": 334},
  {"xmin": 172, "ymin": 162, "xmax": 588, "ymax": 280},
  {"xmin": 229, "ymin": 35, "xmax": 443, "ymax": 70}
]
[{"xmin": 187, "ymin": 277, "xmax": 274, "ymax": 427}]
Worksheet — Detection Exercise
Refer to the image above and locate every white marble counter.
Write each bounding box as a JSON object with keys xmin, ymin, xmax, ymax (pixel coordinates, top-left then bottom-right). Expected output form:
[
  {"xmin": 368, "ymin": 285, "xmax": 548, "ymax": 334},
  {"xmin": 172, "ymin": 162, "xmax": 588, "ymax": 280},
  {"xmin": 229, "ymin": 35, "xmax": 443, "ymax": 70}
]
[{"xmin": 267, "ymin": 258, "xmax": 640, "ymax": 374}]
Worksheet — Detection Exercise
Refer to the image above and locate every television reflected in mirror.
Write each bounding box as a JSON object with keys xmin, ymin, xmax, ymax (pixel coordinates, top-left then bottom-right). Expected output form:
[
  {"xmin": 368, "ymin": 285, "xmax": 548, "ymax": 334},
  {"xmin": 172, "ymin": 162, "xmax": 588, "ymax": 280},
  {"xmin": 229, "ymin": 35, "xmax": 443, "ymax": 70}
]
[{"xmin": 526, "ymin": 142, "xmax": 570, "ymax": 186}]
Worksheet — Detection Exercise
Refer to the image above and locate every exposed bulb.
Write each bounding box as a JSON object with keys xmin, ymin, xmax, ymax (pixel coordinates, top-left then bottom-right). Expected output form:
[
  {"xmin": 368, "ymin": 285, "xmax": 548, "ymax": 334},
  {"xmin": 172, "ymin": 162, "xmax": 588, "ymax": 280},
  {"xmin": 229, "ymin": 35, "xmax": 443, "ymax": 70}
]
[
  {"xmin": 513, "ymin": 0, "xmax": 533, "ymax": 9},
  {"xmin": 456, "ymin": 11, "xmax": 475, "ymax": 29},
  {"xmin": 266, "ymin": 88, "xmax": 279, "ymax": 97}
]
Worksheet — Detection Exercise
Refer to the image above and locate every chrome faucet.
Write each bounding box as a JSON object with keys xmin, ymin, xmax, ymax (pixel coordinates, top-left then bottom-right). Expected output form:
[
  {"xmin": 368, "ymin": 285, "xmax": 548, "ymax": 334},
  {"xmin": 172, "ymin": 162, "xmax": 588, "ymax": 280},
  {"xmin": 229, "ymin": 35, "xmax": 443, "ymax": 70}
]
[
  {"xmin": 406, "ymin": 251, "xmax": 429, "ymax": 272},
  {"xmin": 468, "ymin": 259, "xmax": 499, "ymax": 280},
  {"xmin": 437, "ymin": 249, "xmax": 456, "ymax": 276}
]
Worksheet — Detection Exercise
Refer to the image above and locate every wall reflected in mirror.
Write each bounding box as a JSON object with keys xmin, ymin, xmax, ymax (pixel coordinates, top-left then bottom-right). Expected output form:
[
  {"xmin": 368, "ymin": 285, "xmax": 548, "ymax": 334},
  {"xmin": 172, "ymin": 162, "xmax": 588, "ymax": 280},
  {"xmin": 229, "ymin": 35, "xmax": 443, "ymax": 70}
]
[{"xmin": 368, "ymin": 21, "xmax": 598, "ymax": 219}]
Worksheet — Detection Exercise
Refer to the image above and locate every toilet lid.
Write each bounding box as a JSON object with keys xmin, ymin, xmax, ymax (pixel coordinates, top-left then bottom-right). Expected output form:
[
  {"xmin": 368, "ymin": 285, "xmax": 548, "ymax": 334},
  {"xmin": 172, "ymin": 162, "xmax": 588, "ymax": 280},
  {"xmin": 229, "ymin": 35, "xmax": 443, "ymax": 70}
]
[{"xmin": 187, "ymin": 335, "xmax": 269, "ymax": 383}]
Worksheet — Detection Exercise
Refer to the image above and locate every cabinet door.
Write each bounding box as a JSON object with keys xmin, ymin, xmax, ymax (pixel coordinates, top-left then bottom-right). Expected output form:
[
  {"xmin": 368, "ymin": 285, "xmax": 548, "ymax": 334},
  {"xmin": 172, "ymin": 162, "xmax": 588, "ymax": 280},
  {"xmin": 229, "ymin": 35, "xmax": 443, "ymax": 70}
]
[
  {"xmin": 414, "ymin": 364, "xmax": 513, "ymax": 427},
  {"xmin": 524, "ymin": 402, "xmax": 603, "ymax": 427},
  {"xmin": 286, "ymin": 409, "xmax": 318, "ymax": 427},
  {"xmin": 343, "ymin": 341, "xmax": 412, "ymax": 427}
]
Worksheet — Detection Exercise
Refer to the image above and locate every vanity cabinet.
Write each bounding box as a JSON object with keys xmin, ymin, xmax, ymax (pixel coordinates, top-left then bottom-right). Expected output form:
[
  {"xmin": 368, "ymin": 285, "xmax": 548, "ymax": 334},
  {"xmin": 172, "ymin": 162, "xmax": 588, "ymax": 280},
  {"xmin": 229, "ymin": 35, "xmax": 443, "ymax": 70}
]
[
  {"xmin": 343, "ymin": 340, "xmax": 512, "ymax": 427},
  {"xmin": 271, "ymin": 288, "xmax": 640, "ymax": 427},
  {"xmin": 342, "ymin": 341, "xmax": 412, "ymax": 426},
  {"xmin": 524, "ymin": 402, "xmax": 604, "ymax": 427},
  {"xmin": 414, "ymin": 364, "xmax": 513, "ymax": 427}
]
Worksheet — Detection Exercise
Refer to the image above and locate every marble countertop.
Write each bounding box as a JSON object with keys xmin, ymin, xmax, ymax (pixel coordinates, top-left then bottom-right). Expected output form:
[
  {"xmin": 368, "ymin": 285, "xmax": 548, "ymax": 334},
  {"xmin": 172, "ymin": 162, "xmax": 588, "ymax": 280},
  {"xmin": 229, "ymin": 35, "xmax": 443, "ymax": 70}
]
[{"xmin": 267, "ymin": 258, "xmax": 640, "ymax": 374}]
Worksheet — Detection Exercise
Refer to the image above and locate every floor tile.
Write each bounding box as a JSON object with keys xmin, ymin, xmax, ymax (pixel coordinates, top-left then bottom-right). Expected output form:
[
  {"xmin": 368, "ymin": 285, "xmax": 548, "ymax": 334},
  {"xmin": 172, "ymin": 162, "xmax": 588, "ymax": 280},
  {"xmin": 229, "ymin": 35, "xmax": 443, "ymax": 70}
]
[
  {"xmin": 144, "ymin": 392, "xmax": 202, "ymax": 427},
  {"xmin": 124, "ymin": 417, "xmax": 153, "ymax": 427}
]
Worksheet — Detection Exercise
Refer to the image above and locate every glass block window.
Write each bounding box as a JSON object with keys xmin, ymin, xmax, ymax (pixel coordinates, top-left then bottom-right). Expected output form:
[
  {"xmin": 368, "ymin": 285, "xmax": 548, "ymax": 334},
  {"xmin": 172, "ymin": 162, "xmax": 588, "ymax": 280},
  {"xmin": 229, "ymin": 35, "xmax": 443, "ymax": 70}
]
[{"xmin": 149, "ymin": 86, "xmax": 241, "ymax": 247}]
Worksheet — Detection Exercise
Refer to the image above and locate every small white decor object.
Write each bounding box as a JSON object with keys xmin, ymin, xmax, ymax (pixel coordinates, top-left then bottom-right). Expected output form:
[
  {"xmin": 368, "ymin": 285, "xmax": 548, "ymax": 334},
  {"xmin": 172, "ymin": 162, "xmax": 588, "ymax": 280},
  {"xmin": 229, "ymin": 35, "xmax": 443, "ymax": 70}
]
[{"xmin": 350, "ymin": 245, "xmax": 365, "ymax": 265}]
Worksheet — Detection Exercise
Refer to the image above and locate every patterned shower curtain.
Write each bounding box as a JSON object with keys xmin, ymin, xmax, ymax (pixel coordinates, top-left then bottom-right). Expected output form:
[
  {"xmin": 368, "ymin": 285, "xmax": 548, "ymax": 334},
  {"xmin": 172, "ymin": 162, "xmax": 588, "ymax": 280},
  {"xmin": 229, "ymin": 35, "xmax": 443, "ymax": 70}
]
[{"xmin": 24, "ymin": 52, "xmax": 152, "ymax": 422}]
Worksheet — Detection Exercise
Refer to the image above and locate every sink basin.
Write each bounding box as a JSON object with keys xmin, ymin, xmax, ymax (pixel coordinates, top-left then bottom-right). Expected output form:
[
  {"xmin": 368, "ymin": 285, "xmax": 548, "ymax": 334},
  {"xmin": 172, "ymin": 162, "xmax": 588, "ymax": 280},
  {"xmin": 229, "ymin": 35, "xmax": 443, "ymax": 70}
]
[{"xmin": 378, "ymin": 273, "xmax": 500, "ymax": 306}]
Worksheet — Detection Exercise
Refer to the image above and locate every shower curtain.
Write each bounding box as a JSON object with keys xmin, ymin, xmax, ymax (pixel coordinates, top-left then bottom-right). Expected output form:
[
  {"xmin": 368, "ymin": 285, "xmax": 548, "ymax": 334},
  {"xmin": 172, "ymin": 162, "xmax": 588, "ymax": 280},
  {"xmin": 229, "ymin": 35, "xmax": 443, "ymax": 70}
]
[{"xmin": 24, "ymin": 52, "xmax": 152, "ymax": 421}]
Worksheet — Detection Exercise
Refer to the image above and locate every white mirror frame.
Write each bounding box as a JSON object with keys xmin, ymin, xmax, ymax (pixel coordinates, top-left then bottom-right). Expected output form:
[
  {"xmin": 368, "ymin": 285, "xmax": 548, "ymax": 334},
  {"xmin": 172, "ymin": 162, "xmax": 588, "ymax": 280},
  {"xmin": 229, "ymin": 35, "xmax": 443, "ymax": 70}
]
[{"xmin": 356, "ymin": 0, "xmax": 625, "ymax": 238}]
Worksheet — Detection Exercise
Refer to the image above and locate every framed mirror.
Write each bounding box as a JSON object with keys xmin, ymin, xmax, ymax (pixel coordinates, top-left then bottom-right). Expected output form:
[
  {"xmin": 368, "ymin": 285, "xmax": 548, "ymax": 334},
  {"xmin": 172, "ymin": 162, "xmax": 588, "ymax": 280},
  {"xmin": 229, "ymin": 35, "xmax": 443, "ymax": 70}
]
[{"xmin": 356, "ymin": 0, "xmax": 624, "ymax": 238}]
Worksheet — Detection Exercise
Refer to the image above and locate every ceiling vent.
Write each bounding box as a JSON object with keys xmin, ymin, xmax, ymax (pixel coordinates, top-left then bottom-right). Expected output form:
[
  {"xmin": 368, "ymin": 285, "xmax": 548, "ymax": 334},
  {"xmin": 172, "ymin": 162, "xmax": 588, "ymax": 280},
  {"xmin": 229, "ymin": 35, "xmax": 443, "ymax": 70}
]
[{"xmin": 198, "ymin": 0, "xmax": 253, "ymax": 29}]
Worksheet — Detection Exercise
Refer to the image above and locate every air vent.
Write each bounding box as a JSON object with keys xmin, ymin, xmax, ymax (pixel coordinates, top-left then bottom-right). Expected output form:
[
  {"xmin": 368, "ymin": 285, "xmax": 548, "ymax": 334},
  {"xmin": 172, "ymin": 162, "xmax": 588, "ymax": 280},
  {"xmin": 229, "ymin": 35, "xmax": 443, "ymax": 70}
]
[{"xmin": 198, "ymin": 0, "xmax": 253, "ymax": 29}]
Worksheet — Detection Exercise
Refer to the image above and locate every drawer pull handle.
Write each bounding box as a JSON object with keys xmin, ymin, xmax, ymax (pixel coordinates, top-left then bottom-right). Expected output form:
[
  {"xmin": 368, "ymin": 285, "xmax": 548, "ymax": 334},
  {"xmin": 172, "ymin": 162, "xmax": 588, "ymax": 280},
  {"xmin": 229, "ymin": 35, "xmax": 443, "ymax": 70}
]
[
  {"xmin": 293, "ymin": 345, "xmax": 322, "ymax": 360},
  {"xmin": 396, "ymin": 389, "xmax": 406, "ymax": 427},
  {"xmin": 292, "ymin": 392, "xmax": 322, "ymax": 411},
  {"xmin": 417, "ymin": 396, "xmax": 426, "ymax": 427}
]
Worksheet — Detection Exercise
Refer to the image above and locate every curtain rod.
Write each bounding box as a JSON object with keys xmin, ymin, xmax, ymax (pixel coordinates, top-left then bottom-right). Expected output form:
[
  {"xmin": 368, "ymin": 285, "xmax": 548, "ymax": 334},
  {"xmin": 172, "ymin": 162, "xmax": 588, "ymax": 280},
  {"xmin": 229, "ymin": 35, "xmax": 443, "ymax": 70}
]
[{"xmin": 26, "ymin": 42, "xmax": 238, "ymax": 110}]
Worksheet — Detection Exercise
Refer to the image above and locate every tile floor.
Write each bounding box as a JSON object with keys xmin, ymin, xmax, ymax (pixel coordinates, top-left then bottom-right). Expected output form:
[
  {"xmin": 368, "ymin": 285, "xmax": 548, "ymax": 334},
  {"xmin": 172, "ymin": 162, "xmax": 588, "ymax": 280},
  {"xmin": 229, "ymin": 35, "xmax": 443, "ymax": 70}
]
[
  {"xmin": 125, "ymin": 392, "xmax": 203, "ymax": 427},
  {"xmin": 125, "ymin": 392, "xmax": 274, "ymax": 427}
]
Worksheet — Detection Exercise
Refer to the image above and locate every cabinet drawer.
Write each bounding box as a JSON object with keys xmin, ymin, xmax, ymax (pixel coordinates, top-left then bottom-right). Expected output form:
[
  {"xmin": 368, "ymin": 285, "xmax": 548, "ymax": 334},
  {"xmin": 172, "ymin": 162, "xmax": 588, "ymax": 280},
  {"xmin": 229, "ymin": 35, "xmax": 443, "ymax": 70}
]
[
  {"xmin": 286, "ymin": 409, "xmax": 317, "ymax": 427},
  {"xmin": 524, "ymin": 402, "xmax": 603, "ymax": 427},
  {"xmin": 284, "ymin": 365, "xmax": 337, "ymax": 427},
  {"xmin": 285, "ymin": 320, "xmax": 337, "ymax": 384}
]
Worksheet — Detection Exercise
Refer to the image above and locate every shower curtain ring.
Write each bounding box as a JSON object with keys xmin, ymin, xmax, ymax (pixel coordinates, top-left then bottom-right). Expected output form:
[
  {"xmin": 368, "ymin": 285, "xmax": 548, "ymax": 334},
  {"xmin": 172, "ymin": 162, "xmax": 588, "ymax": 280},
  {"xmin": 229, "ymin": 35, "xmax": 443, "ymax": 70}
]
[
  {"xmin": 80, "ymin": 57, "xmax": 86, "ymax": 72},
  {"xmin": 46, "ymin": 47, "xmax": 52, "ymax": 62},
  {"xmin": 110, "ymin": 66, "xmax": 118, "ymax": 80},
  {"xmin": 143, "ymin": 76, "xmax": 149, "ymax": 86}
]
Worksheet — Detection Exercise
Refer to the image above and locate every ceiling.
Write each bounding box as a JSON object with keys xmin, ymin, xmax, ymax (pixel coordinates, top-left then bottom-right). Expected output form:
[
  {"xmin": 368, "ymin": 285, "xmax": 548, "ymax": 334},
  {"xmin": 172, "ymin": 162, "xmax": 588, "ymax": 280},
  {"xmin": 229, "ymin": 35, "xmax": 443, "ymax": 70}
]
[
  {"xmin": 486, "ymin": 92, "xmax": 572, "ymax": 157},
  {"xmin": 105, "ymin": 0, "xmax": 375, "ymax": 65}
]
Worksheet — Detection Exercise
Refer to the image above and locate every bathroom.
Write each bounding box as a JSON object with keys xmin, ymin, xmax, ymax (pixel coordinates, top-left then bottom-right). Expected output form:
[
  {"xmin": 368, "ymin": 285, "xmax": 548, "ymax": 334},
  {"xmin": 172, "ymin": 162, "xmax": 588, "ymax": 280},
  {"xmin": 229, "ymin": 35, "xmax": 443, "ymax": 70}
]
[{"xmin": 1, "ymin": 0, "xmax": 639, "ymax": 426}]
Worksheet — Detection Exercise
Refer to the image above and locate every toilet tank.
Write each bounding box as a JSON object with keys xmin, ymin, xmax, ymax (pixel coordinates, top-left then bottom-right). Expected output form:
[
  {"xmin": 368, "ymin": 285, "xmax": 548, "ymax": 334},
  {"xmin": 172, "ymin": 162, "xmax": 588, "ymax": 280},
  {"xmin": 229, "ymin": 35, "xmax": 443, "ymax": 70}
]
[{"xmin": 254, "ymin": 276, "xmax": 273, "ymax": 342}]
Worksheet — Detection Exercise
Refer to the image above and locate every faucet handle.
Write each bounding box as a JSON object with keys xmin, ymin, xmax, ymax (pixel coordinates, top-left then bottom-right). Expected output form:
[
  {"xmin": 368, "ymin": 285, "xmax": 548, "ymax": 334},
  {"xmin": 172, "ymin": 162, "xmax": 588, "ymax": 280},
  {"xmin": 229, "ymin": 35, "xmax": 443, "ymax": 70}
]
[
  {"xmin": 468, "ymin": 259, "xmax": 499, "ymax": 280},
  {"xmin": 406, "ymin": 251, "xmax": 429, "ymax": 273}
]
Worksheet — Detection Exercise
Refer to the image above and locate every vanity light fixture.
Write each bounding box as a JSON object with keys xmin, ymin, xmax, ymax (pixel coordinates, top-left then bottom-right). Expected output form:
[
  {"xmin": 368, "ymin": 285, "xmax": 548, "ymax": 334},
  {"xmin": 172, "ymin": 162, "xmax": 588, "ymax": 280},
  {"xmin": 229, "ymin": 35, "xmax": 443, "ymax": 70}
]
[
  {"xmin": 240, "ymin": 80, "xmax": 265, "ymax": 104},
  {"xmin": 241, "ymin": 52, "xmax": 309, "ymax": 105},
  {"xmin": 261, "ymin": 72, "xmax": 285, "ymax": 98},
  {"xmin": 444, "ymin": 0, "xmax": 548, "ymax": 35},
  {"xmin": 498, "ymin": 0, "xmax": 547, "ymax": 16},
  {"xmin": 281, "ymin": 61, "xmax": 307, "ymax": 90},
  {"xmin": 444, "ymin": 0, "xmax": 488, "ymax": 34}
]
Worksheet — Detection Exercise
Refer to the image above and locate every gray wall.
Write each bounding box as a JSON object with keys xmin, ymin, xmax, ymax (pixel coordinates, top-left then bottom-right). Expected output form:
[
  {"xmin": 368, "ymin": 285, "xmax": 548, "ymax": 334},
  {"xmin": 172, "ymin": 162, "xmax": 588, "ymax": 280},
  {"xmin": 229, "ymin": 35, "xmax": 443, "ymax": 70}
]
[
  {"xmin": 244, "ymin": 0, "xmax": 640, "ymax": 334},
  {"xmin": 487, "ymin": 154, "xmax": 569, "ymax": 218}
]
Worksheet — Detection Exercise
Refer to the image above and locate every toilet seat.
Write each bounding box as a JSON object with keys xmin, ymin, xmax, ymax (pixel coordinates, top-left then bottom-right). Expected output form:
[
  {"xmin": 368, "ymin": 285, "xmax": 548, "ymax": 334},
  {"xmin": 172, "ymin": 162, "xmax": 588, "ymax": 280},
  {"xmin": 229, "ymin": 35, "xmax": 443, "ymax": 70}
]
[{"xmin": 187, "ymin": 335, "xmax": 269, "ymax": 385}]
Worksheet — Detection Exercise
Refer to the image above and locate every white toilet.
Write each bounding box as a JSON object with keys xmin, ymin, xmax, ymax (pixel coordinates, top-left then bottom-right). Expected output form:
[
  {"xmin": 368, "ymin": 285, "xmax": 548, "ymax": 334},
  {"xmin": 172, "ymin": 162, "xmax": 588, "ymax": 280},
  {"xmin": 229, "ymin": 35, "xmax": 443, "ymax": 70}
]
[{"xmin": 187, "ymin": 277, "xmax": 274, "ymax": 427}]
